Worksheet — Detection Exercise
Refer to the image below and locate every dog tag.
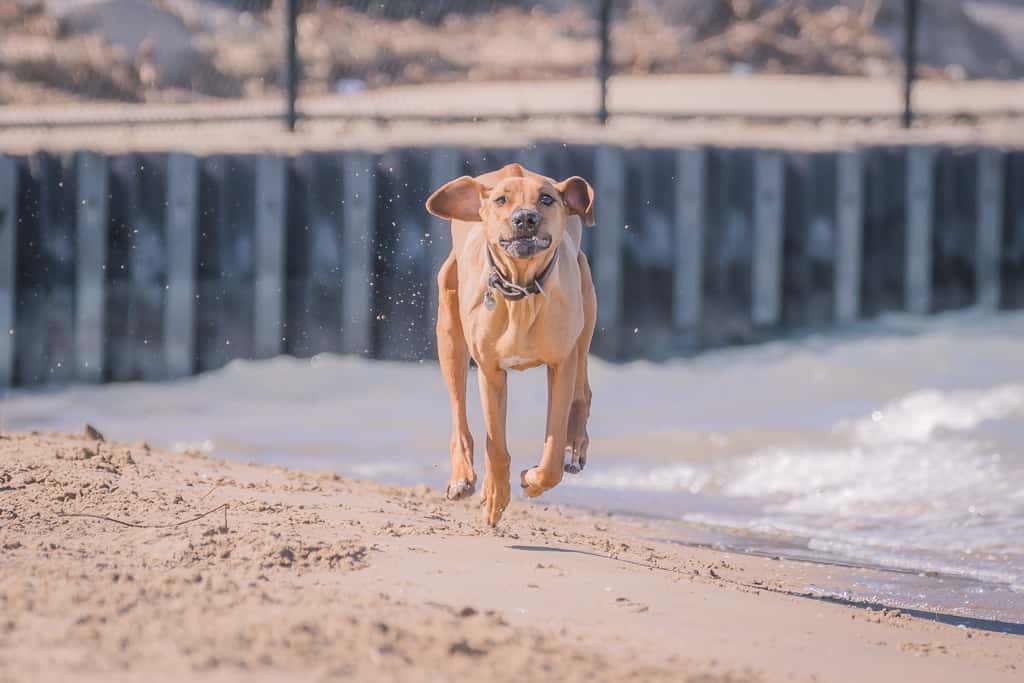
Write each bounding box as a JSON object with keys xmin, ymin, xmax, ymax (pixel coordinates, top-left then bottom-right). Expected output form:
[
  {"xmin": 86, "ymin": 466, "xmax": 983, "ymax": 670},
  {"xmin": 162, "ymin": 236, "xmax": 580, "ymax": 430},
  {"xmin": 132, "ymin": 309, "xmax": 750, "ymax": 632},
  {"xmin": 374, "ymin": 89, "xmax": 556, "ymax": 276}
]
[{"xmin": 484, "ymin": 289, "xmax": 496, "ymax": 311}]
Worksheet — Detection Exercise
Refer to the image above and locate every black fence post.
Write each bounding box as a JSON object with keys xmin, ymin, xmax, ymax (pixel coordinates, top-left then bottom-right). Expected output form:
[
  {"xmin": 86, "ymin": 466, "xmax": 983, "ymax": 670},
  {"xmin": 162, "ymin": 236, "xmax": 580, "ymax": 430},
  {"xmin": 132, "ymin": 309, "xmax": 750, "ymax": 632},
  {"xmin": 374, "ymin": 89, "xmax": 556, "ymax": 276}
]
[
  {"xmin": 597, "ymin": 0, "xmax": 612, "ymax": 125},
  {"xmin": 902, "ymin": 0, "xmax": 919, "ymax": 129},
  {"xmin": 284, "ymin": 0, "xmax": 299, "ymax": 132}
]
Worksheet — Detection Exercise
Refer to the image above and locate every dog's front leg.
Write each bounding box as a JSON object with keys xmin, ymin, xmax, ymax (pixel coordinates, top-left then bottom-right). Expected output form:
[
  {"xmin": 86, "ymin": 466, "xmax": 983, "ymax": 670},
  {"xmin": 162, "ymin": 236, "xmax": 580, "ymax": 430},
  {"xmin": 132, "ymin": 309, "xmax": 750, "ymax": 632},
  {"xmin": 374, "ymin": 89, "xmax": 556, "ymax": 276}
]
[
  {"xmin": 437, "ymin": 258, "xmax": 475, "ymax": 500},
  {"xmin": 521, "ymin": 359, "xmax": 577, "ymax": 497},
  {"xmin": 477, "ymin": 366, "xmax": 511, "ymax": 527}
]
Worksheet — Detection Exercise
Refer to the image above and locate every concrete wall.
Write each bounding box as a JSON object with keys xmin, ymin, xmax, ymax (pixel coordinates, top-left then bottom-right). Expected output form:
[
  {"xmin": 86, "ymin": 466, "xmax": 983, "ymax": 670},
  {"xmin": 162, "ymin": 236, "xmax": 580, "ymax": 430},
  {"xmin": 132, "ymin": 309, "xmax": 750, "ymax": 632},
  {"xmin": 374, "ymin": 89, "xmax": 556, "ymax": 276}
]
[{"xmin": 0, "ymin": 143, "xmax": 1021, "ymax": 387}]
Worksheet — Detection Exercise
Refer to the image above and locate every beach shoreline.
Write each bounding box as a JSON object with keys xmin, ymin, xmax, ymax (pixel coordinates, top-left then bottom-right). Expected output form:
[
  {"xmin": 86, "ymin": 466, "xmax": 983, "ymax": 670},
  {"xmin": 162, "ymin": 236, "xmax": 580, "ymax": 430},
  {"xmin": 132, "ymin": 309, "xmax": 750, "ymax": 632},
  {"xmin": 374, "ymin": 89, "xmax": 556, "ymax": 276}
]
[{"xmin": 1, "ymin": 430, "xmax": 1020, "ymax": 682}]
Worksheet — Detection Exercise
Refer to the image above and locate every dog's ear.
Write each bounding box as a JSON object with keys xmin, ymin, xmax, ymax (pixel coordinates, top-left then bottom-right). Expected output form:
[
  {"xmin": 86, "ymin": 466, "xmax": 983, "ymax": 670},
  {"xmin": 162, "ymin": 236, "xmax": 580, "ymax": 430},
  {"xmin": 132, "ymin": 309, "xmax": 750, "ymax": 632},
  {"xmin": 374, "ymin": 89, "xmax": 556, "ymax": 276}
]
[
  {"xmin": 425, "ymin": 176, "xmax": 488, "ymax": 222},
  {"xmin": 555, "ymin": 176, "xmax": 595, "ymax": 226}
]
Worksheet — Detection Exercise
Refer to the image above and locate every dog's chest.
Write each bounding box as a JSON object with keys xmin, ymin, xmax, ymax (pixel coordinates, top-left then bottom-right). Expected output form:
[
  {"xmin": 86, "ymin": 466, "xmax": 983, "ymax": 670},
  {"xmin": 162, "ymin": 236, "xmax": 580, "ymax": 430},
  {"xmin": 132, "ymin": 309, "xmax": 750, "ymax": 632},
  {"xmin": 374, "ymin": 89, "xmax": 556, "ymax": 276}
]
[
  {"xmin": 499, "ymin": 355, "xmax": 542, "ymax": 371},
  {"xmin": 467, "ymin": 302, "xmax": 579, "ymax": 370}
]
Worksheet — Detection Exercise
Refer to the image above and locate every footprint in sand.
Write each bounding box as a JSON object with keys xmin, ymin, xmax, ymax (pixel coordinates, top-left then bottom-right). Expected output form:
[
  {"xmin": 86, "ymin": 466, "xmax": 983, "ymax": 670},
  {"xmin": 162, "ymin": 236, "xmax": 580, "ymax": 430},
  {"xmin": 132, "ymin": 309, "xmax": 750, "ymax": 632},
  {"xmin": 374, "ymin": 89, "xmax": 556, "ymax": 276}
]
[{"xmin": 615, "ymin": 597, "xmax": 649, "ymax": 613}]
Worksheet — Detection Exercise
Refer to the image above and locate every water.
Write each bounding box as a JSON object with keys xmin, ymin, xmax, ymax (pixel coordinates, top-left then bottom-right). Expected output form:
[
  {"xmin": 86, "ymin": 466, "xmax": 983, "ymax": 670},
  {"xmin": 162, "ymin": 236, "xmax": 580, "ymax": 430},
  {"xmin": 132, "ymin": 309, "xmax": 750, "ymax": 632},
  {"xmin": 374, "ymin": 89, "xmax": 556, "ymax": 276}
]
[{"xmin": 3, "ymin": 310, "xmax": 1023, "ymax": 623}]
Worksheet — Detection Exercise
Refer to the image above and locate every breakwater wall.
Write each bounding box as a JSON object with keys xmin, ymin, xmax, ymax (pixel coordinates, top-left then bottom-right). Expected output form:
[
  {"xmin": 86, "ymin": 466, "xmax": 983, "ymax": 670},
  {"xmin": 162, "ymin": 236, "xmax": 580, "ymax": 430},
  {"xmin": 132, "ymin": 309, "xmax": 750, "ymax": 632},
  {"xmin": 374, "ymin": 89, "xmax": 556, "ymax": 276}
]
[{"xmin": 0, "ymin": 143, "xmax": 1021, "ymax": 387}]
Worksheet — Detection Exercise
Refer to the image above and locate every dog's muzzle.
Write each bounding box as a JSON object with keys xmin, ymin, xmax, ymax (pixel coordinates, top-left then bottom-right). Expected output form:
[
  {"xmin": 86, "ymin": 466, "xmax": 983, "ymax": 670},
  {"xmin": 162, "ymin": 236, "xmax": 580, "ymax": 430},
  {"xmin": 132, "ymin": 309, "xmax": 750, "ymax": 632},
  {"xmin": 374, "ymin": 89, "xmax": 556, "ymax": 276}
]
[
  {"xmin": 499, "ymin": 234, "xmax": 552, "ymax": 258},
  {"xmin": 500, "ymin": 209, "xmax": 550, "ymax": 258}
]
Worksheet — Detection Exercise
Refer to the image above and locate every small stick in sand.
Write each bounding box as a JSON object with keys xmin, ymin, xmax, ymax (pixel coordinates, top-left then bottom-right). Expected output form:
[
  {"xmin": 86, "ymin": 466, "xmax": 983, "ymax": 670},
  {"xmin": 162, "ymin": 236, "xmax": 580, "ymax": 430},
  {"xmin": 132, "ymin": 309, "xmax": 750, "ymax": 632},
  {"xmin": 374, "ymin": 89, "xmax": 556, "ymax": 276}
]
[
  {"xmin": 58, "ymin": 503, "xmax": 229, "ymax": 530},
  {"xmin": 198, "ymin": 481, "xmax": 222, "ymax": 501}
]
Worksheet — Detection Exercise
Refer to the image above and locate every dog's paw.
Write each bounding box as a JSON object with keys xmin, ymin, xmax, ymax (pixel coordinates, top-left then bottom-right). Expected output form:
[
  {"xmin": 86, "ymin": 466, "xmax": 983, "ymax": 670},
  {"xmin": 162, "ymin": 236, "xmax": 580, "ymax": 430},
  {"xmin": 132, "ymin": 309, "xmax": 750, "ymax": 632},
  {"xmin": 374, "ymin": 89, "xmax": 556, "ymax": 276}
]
[
  {"xmin": 563, "ymin": 445, "xmax": 587, "ymax": 474},
  {"xmin": 445, "ymin": 478, "xmax": 476, "ymax": 501},
  {"xmin": 520, "ymin": 467, "xmax": 561, "ymax": 498},
  {"xmin": 481, "ymin": 477, "xmax": 510, "ymax": 527}
]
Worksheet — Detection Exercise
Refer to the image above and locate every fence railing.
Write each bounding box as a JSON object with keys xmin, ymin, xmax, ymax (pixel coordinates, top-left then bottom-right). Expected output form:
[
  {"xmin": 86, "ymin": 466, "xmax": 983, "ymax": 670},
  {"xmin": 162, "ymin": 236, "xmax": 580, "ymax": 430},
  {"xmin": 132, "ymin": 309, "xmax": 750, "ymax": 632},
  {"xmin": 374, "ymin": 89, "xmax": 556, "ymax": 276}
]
[
  {"xmin": 1, "ymin": 1, "xmax": 1019, "ymax": 133},
  {"xmin": 215, "ymin": 0, "xmax": 939, "ymax": 131}
]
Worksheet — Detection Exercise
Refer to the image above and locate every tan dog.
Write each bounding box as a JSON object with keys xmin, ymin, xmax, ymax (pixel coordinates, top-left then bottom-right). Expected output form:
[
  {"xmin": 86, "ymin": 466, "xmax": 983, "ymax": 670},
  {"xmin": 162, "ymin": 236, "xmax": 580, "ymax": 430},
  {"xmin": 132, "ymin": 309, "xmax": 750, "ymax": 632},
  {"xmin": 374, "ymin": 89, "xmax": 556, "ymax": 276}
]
[{"xmin": 426, "ymin": 163, "xmax": 596, "ymax": 527}]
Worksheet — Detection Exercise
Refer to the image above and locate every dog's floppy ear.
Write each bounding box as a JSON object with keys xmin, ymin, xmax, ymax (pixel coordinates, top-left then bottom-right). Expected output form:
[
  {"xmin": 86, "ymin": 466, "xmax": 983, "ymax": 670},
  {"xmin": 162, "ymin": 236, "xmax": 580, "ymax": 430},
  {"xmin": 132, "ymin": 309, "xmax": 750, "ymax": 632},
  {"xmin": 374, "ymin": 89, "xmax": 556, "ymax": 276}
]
[
  {"xmin": 426, "ymin": 176, "xmax": 488, "ymax": 222},
  {"xmin": 555, "ymin": 176, "xmax": 595, "ymax": 226}
]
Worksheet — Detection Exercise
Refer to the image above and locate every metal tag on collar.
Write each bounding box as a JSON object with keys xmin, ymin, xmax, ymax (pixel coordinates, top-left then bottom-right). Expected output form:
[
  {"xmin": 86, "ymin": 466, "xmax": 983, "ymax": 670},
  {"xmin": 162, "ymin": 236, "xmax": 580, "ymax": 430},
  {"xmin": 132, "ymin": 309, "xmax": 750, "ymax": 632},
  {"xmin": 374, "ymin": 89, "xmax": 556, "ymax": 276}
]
[{"xmin": 484, "ymin": 288, "xmax": 496, "ymax": 311}]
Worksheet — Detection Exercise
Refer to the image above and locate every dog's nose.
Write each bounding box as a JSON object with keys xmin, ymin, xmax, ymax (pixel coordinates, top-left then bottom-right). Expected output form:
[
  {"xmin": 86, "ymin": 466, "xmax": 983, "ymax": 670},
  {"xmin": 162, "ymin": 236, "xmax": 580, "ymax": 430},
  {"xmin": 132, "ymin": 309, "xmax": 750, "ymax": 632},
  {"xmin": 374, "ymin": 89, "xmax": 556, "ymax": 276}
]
[{"xmin": 510, "ymin": 209, "xmax": 541, "ymax": 235}]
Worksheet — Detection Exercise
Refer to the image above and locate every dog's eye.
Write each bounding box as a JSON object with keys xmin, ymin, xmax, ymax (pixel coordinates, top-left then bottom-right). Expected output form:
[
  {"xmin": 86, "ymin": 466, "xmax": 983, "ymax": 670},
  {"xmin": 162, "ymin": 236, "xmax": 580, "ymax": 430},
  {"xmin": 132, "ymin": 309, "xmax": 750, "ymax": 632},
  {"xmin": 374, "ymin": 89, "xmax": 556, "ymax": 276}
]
[
  {"xmin": 494, "ymin": 196, "xmax": 507, "ymax": 206},
  {"xmin": 539, "ymin": 193, "xmax": 554, "ymax": 206}
]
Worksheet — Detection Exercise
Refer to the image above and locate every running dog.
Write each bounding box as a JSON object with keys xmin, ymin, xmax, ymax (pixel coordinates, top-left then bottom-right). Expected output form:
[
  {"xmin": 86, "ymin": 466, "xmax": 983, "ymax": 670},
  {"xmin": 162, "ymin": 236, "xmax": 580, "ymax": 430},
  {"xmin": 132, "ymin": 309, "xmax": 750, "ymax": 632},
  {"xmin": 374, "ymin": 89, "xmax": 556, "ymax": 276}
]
[{"xmin": 426, "ymin": 163, "xmax": 596, "ymax": 527}]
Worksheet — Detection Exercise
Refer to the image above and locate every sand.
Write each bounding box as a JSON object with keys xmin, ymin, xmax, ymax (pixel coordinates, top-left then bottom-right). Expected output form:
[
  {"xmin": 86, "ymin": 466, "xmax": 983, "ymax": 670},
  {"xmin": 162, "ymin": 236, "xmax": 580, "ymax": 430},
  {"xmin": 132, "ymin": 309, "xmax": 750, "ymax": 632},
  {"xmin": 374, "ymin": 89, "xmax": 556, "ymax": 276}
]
[{"xmin": 0, "ymin": 430, "xmax": 1021, "ymax": 683}]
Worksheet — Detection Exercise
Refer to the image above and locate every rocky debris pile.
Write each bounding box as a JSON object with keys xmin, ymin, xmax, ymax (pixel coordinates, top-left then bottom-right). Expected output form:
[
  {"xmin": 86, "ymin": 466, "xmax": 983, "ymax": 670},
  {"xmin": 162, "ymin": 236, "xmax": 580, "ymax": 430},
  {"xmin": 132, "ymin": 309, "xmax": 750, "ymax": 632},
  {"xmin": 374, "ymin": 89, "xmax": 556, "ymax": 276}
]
[
  {"xmin": 713, "ymin": 7, "xmax": 896, "ymax": 75},
  {"xmin": 0, "ymin": 0, "xmax": 239, "ymax": 105},
  {"xmin": 634, "ymin": 0, "xmax": 1022, "ymax": 79},
  {"xmin": 618, "ymin": 1, "xmax": 897, "ymax": 77},
  {"xmin": 0, "ymin": 0, "xmax": 141, "ymax": 104}
]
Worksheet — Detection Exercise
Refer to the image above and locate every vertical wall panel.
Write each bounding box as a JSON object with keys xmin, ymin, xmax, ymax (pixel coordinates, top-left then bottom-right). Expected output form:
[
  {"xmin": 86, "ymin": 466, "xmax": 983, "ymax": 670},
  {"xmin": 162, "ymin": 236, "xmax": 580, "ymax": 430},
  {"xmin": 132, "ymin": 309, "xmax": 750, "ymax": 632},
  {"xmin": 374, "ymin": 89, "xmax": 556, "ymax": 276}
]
[
  {"xmin": 287, "ymin": 152, "xmax": 344, "ymax": 358},
  {"xmin": 674, "ymin": 147, "xmax": 706, "ymax": 335},
  {"xmin": 14, "ymin": 157, "xmax": 46, "ymax": 386},
  {"xmin": 752, "ymin": 150, "xmax": 785, "ymax": 327},
  {"xmin": 931, "ymin": 148, "xmax": 977, "ymax": 313},
  {"xmin": 105, "ymin": 153, "xmax": 168, "ymax": 382},
  {"xmin": 835, "ymin": 149, "xmax": 864, "ymax": 323},
  {"xmin": 619, "ymin": 148, "xmax": 675, "ymax": 358},
  {"xmin": 341, "ymin": 152, "xmax": 376, "ymax": 356},
  {"xmin": 702, "ymin": 148, "xmax": 755, "ymax": 346},
  {"xmin": 104, "ymin": 153, "xmax": 135, "ymax": 382},
  {"xmin": 374, "ymin": 150, "xmax": 432, "ymax": 360},
  {"xmin": 75, "ymin": 151, "xmax": 108, "ymax": 382},
  {"xmin": 861, "ymin": 147, "xmax": 907, "ymax": 317},
  {"xmin": 22, "ymin": 153, "xmax": 77, "ymax": 385},
  {"xmin": 165, "ymin": 153, "xmax": 198, "ymax": 378},
  {"xmin": 195, "ymin": 155, "xmax": 256, "ymax": 373},
  {"xmin": 594, "ymin": 146, "xmax": 624, "ymax": 357},
  {"xmin": 1004, "ymin": 151, "xmax": 1024, "ymax": 310},
  {"xmin": 253, "ymin": 154, "xmax": 288, "ymax": 359},
  {"xmin": 0, "ymin": 156, "xmax": 16, "ymax": 388},
  {"xmin": 905, "ymin": 146, "xmax": 935, "ymax": 315},
  {"xmin": 976, "ymin": 148, "xmax": 1004, "ymax": 310},
  {"xmin": 134, "ymin": 154, "xmax": 170, "ymax": 380},
  {"xmin": 780, "ymin": 152, "xmax": 838, "ymax": 329},
  {"xmin": 426, "ymin": 148, "xmax": 461, "ymax": 354}
]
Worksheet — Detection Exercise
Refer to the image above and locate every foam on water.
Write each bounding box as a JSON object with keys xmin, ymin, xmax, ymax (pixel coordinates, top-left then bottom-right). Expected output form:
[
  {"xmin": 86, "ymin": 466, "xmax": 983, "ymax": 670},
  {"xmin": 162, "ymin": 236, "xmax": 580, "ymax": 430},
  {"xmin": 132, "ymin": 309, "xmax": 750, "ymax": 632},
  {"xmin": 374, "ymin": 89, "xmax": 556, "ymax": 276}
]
[
  {"xmin": 565, "ymin": 381, "xmax": 1024, "ymax": 591},
  {"xmin": 839, "ymin": 384, "xmax": 1024, "ymax": 446},
  {"xmin": 2, "ymin": 310, "xmax": 1023, "ymax": 616}
]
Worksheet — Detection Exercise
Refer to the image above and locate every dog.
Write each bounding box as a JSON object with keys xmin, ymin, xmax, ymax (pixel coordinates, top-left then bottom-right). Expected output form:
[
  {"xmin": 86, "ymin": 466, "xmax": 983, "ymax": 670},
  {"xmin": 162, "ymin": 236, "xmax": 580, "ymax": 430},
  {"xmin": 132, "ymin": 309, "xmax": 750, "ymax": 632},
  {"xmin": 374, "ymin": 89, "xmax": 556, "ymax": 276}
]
[{"xmin": 426, "ymin": 163, "xmax": 596, "ymax": 527}]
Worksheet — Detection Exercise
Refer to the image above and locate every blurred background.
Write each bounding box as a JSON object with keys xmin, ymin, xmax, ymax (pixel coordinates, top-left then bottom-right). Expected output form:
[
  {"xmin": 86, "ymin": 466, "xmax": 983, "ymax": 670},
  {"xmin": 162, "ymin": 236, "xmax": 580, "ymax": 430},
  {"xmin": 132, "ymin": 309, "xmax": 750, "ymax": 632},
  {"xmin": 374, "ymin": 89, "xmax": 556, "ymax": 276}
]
[
  {"xmin": 1, "ymin": 1, "xmax": 1024, "ymax": 623},
  {"xmin": 1, "ymin": 0, "xmax": 1024, "ymax": 141}
]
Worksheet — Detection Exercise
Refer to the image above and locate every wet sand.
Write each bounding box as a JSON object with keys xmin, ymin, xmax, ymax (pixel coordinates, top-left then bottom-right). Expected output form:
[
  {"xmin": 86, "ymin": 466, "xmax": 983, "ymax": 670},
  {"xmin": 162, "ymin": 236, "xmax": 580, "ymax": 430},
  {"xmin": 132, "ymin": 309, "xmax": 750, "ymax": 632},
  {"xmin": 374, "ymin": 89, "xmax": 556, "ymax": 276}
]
[{"xmin": 0, "ymin": 430, "xmax": 1021, "ymax": 682}]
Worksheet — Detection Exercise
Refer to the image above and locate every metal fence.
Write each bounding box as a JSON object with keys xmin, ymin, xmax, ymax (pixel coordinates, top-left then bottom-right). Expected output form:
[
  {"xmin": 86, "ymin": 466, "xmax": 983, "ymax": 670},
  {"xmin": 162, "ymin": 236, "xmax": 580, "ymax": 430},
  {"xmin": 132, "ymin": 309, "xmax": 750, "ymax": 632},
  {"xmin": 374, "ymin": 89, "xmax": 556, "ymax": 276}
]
[{"xmin": 1, "ymin": 1, "xmax": 1022, "ymax": 132}]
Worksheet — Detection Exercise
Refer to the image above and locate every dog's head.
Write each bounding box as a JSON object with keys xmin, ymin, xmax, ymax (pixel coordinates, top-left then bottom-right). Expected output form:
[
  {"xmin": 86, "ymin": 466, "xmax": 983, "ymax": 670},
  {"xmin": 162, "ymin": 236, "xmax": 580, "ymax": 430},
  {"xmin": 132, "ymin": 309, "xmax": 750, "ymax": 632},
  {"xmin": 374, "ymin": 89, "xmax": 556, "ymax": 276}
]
[{"xmin": 426, "ymin": 166, "xmax": 594, "ymax": 260}]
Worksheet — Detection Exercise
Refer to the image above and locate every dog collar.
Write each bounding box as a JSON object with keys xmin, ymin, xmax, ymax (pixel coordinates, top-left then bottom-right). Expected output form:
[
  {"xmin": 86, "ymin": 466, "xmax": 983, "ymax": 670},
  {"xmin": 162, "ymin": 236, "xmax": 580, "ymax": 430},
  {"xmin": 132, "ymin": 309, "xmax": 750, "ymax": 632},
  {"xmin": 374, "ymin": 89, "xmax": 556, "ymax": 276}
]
[{"xmin": 484, "ymin": 245, "xmax": 559, "ymax": 310}]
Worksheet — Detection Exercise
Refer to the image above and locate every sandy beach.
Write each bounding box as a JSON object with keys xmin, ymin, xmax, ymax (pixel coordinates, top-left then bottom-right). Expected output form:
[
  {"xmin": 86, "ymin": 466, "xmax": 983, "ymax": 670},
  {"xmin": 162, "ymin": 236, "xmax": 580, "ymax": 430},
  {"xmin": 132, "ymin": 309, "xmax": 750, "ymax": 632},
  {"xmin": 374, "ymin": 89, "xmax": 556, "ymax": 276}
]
[{"xmin": 0, "ymin": 429, "xmax": 1020, "ymax": 682}]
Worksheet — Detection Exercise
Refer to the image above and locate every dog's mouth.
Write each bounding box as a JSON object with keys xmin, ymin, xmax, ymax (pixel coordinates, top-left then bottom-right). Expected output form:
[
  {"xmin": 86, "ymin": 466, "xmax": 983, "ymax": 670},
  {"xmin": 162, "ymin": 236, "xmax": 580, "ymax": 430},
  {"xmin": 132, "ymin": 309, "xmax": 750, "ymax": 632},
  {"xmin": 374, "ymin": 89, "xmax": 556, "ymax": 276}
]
[{"xmin": 498, "ymin": 235, "xmax": 553, "ymax": 259}]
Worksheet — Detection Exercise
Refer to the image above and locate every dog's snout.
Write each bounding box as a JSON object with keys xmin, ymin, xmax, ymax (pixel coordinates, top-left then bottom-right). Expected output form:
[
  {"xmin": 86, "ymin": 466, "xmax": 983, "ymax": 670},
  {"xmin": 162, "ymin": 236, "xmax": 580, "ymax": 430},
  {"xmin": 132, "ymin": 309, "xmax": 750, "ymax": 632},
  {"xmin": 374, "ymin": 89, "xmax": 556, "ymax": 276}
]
[{"xmin": 511, "ymin": 209, "xmax": 541, "ymax": 235}]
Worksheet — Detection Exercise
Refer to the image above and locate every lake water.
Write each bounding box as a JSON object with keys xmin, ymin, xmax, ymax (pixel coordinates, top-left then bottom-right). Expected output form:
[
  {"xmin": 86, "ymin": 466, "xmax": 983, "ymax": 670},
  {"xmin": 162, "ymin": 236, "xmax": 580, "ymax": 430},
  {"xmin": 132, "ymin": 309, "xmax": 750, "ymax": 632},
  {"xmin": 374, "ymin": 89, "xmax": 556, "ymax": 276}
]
[{"xmin": 3, "ymin": 310, "xmax": 1022, "ymax": 624}]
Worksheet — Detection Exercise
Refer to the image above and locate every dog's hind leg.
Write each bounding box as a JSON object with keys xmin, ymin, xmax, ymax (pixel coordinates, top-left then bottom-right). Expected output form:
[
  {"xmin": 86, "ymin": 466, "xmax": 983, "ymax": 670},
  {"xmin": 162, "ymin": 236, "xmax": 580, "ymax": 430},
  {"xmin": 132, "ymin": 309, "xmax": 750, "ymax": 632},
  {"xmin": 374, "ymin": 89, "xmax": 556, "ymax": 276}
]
[
  {"xmin": 436, "ymin": 255, "xmax": 475, "ymax": 500},
  {"xmin": 565, "ymin": 251, "xmax": 596, "ymax": 475}
]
